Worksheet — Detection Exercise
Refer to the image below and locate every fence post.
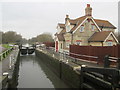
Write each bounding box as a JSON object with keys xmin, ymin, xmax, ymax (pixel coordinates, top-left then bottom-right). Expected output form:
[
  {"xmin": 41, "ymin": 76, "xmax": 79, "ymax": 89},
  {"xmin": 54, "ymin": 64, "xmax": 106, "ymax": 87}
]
[
  {"xmin": 117, "ymin": 58, "xmax": 120, "ymax": 69},
  {"xmin": 80, "ymin": 66, "xmax": 84, "ymax": 90},
  {"xmin": 104, "ymin": 55, "xmax": 110, "ymax": 81},
  {"xmin": 104, "ymin": 55, "xmax": 110, "ymax": 68}
]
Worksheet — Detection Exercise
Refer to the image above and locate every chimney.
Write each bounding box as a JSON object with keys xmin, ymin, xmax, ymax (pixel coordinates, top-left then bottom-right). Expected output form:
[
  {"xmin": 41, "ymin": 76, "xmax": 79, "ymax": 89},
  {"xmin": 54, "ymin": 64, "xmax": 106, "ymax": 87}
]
[
  {"xmin": 85, "ymin": 4, "xmax": 92, "ymax": 16},
  {"xmin": 87, "ymin": 4, "xmax": 90, "ymax": 7},
  {"xmin": 66, "ymin": 15, "xmax": 69, "ymax": 18},
  {"xmin": 65, "ymin": 14, "xmax": 69, "ymax": 21}
]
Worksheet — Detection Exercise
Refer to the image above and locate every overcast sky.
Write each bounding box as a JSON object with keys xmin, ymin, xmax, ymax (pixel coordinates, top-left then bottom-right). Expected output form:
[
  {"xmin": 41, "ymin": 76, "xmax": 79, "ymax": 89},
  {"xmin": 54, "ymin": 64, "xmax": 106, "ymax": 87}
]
[{"xmin": 0, "ymin": 0, "xmax": 118, "ymax": 39}]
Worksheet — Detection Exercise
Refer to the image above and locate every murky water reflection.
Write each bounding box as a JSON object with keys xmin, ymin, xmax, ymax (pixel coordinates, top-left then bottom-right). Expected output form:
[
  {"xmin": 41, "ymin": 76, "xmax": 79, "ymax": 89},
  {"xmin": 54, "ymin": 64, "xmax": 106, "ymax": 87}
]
[{"xmin": 17, "ymin": 53, "xmax": 69, "ymax": 88}]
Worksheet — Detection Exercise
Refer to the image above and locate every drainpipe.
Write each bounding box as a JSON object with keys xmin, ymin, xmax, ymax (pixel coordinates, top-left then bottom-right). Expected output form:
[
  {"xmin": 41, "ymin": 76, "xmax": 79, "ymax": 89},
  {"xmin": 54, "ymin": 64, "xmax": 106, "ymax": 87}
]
[
  {"xmin": 71, "ymin": 32, "xmax": 73, "ymax": 45},
  {"xmin": 101, "ymin": 42, "xmax": 103, "ymax": 46}
]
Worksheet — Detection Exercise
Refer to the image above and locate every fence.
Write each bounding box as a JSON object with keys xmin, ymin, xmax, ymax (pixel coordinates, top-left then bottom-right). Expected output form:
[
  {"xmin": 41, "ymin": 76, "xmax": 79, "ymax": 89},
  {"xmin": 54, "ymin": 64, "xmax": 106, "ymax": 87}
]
[
  {"xmin": 80, "ymin": 54, "xmax": 120, "ymax": 89},
  {"xmin": 70, "ymin": 44, "xmax": 120, "ymax": 64},
  {"xmin": 43, "ymin": 42, "xmax": 55, "ymax": 47},
  {"xmin": 80, "ymin": 66, "xmax": 120, "ymax": 89},
  {"xmin": 0, "ymin": 48, "xmax": 13, "ymax": 61},
  {"xmin": 38, "ymin": 46, "xmax": 120, "ymax": 89},
  {"xmin": 38, "ymin": 47, "xmax": 101, "ymax": 67}
]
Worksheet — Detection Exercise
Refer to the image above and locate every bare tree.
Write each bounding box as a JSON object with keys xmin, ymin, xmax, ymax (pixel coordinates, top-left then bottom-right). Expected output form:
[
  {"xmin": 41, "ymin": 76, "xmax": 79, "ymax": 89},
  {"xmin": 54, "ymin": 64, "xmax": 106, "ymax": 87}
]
[
  {"xmin": 2, "ymin": 31, "xmax": 22, "ymax": 44},
  {"xmin": 37, "ymin": 32, "xmax": 54, "ymax": 43},
  {"xmin": 0, "ymin": 31, "xmax": 3, "ymax": 44}
]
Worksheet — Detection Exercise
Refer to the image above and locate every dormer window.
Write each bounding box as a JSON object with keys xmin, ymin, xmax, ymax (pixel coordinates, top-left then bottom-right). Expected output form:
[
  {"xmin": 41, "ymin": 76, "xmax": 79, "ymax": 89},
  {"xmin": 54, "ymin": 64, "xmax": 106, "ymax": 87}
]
[
  {"xmin": 66, "ymin": 25, "xmax": 70, "ymax": 32},
  {"xmin": 80, "ymin": 25, "xmax": 84, "ymax": 32}
]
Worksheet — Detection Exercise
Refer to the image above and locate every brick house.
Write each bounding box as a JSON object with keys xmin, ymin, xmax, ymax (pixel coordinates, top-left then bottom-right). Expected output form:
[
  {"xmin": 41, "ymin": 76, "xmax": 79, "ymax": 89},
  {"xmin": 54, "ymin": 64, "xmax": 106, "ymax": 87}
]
[{"xmin": 54, "ymin": 4, "xmax": 118, "ymax": 52}]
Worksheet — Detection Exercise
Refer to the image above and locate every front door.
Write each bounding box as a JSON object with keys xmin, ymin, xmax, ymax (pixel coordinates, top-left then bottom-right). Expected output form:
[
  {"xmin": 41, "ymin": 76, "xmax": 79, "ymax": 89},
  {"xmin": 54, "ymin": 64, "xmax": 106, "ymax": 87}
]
[{"xmin": 56, "ymin": 41, "xmax": 58, "ymax": 52}]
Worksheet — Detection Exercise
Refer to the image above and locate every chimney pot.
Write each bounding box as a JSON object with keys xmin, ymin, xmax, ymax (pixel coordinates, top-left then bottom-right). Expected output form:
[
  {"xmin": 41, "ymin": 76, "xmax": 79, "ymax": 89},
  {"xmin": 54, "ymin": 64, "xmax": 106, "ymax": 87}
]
[
  {"xmin": 87, "ymin": 4, "xmax": 90, "ymax": 7},
  {"xmin": 85, "ymin": 4, "xmax": 92, "ymax": 16},
  {"xmin": 66, "ymin": 15, "xmax": 69, "ymax": 18}
]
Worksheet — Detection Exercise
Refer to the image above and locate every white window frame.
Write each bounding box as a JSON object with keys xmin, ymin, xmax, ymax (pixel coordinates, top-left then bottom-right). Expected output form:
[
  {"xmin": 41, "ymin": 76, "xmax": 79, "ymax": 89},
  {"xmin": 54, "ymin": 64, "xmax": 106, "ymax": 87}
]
[
  {"xmin": 91, "ymin": 25, "xmax": 94, "ymax": 31},
  {"xmin": 107, "ymin": 41, "xmax": 113, "ymax": 46},
  {"xmin": 66, "ymin": 42, "xmax": 70, "ymax": 48},
  {"xmin": 80, "ymin": 26, "xmax": 84, "ymax": 32},
  {"xmin": 76, "ymin": 42, "xmax": 81, "ymax": 45},
  {"xmin": 61, "ymin": 43, "xmax": 62, "ymax": 49}
]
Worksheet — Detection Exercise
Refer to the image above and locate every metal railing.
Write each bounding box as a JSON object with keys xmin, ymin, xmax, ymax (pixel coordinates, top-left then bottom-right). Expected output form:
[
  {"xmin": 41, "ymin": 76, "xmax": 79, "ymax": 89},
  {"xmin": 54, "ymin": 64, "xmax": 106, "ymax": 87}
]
[
  {"xmin": 38, "ymin": 47, "xmax": 99, "ymax": 66},
  {"xmin": 0, "ymin": 48, "xmax": 13, "ymax": 61},
  {"xmin": 38, "ymin": 47, "xmax": 120, "ymax": 69}
]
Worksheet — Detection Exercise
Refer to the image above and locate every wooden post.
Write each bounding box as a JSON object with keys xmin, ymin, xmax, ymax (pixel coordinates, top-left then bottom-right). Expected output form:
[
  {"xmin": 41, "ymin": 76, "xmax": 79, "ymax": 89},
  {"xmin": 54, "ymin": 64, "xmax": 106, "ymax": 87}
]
[
  {"xmin": 80, "ymin": 67, "xmax": 84, "ymax": 89},
  {"xmin": 104, "ymin": 55, "xmax": 110, "ymax": 81},
  {"xmin": 104, "ymin": 55, "xmax": 110, "ymax": 68},
  {"xmin": 117, "ymin": 58, "xmax": 120, "ymax": 69}
]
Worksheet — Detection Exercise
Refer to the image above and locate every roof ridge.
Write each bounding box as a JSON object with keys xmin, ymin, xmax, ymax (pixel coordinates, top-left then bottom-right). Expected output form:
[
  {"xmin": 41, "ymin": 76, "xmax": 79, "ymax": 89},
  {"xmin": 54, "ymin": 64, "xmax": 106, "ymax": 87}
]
[
  {"xmin": 69, "ymin": 16, "xmax": 86, "ymax": 21},
  {"xmin": 74, "ymin": 16, "xmax": 86, "ymax": 21},
  {"xmin": 58, "ymin": 23, "xmax": 65, "ymax": 25},
  {"xmin": 94, "ymin": 19, "xmax": 109, "ymax": 22}
]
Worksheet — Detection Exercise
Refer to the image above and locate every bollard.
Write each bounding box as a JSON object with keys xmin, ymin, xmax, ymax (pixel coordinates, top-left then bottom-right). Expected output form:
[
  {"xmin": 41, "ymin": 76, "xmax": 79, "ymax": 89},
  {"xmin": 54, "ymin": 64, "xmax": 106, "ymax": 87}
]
[
  {"xmin": 52, "ymin": 54, "xmax": 54, "ymax": 57},
  {"xmin": 9, "ymin": 55, "xmax": 13, "ymax": 69},
  {"xmin": 104, "ymin": 55, "xmax": 110, "ymax": 68},
  {"xmin": 80, "ymin": 66, "xmax": 84, "ymax": 89}
]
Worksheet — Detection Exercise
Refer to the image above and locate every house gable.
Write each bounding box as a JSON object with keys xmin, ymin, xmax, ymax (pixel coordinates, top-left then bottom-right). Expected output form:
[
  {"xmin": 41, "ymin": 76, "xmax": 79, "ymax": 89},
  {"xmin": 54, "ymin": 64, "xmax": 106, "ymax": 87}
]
[
  {"xmin": 88, "ymin": 31, "xmax": 118, "ymax": 43},
  {"xmin": 64, "ymin": 33, "xmax": 72, "ymax": 41},
  {"xmin": 104, "ymin": 32, "xmax": 119, "ymax": 43},
  {"xmin": 72, "ymin": 17, "xmax": 101, "ymax": 34},
  {"xmin": 57, "ymin": 23, "xmax": 65, "ymax": 34},
  {"xmin": 73, "ymin": 17, "xmax": 100, "ymax": 39},
  {"xmin": 71, "ymin": 17, "xmax": 116, "ymax": 34}
]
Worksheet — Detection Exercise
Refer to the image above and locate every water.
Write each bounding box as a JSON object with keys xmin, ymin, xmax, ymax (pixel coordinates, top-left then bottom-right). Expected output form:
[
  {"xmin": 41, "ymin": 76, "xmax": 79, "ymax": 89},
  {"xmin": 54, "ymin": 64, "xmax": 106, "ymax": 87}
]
[{"xmin": 16, "ymin": 53, "xmax": 69, "ymax": 88}]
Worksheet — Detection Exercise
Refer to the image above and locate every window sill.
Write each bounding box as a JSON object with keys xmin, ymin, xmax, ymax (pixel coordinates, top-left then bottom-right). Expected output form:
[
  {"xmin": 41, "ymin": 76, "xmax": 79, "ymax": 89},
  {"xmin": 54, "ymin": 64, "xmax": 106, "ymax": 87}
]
[{"xmin": 80, "ymin": 31, "xmax": 84, "ymax": 33}]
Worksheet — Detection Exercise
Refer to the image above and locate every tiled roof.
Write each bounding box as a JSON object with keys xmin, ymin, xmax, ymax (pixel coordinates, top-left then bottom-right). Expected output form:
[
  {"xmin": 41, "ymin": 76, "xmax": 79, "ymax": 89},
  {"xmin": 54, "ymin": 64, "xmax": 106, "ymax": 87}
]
[
  {"xmin": 88, "ymin": 31, "xmax": 112, "ymax": 42},
  {"xmin": 60, "ymin": 29, "xmax": 66, "ymax": 34},
  {"xmin": 70, "ymin": 16, "xmax": 86, "ymax": 32},
  {"xmin": 57, "ymin": 16, "xmax": 116, "ymax": 33},
  {"xmin": 57, "ymin": 34, "xmax": 65, "ymax": 41},
  {"xmin": 58, "ymin": 23, "xmax": 65, "ymax": 28},
  {"xmin": 94, "ymin": 19, "xmax": 116, "ymax": 29},
  {"xmin": 69, "ymin": 16, "xmax": 116, "ymax": 32}
]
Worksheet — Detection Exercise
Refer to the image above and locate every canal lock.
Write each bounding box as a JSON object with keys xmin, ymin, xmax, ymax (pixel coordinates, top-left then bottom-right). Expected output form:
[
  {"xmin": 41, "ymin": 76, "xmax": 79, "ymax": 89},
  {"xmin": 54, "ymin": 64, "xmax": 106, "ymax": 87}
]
[{"xmin": 7, "ymin": 50, "xmax": 70, "ymax": 89}]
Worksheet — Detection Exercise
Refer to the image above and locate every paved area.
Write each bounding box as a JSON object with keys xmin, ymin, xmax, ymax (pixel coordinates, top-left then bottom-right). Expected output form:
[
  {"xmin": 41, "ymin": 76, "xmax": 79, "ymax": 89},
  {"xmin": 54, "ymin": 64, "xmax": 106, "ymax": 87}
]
[
  {"xmin": 37, "ymin": 48, "xmax": 103, "ymax": 68},
  {"xmin": 0, "ymin": 49, "xmax": 19, "ymax": 74},
  {"xmin": 0, "ymin": 49, "xmax": 19, "ymax": 84}
]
